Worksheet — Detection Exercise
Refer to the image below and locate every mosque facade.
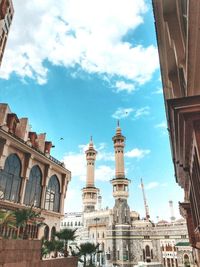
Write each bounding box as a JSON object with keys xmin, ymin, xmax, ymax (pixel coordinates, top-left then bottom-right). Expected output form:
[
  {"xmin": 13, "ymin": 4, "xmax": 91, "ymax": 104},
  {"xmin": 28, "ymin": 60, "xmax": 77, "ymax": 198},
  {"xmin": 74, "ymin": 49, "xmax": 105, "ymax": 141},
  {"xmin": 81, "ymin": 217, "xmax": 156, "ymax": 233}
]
[{"xmin": 62, "ymin": 124, "xmax": 195, "ymax": 267}]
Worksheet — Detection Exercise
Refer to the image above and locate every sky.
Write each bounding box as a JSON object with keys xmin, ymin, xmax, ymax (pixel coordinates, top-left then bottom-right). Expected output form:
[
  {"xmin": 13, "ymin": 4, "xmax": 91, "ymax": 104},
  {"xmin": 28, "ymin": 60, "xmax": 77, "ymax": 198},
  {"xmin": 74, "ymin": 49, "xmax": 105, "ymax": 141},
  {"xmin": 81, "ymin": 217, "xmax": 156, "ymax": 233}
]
[{"xmin": 0, "ymin": 0, "xmax": 183, "ymax": 221}]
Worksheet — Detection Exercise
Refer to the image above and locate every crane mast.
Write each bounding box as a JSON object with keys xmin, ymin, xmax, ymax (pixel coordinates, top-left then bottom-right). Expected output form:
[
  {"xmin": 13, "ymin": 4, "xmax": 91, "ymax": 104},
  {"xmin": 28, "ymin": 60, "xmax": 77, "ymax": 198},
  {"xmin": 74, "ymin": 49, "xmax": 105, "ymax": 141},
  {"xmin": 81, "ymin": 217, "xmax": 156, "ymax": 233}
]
[{"xmin": 141, "ymin": 178, "xmax": 150, "ymax": 220}]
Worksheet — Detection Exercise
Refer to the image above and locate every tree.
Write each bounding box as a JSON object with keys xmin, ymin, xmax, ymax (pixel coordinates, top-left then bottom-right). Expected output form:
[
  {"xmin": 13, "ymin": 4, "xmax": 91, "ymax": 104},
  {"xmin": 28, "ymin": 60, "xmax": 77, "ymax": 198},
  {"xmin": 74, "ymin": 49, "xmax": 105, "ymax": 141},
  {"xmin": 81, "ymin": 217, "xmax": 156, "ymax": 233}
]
[
  {"xmin": 42, "ymin": 239, "xmax": 64, "ymax": 258},
  {"xmin": 14, "ymin": 205, "xmax": 42, "ymax": 239},
  {"xmin": 71, "ymin": 242, "xmax": 101, "ymax": 267},
  {"xmin": 55, "ymin": 228, "xmax": 78, "ymax": 257},
  {"xmin": 0, "ymin": 209, "xmax": 16, "ymax": 238}
]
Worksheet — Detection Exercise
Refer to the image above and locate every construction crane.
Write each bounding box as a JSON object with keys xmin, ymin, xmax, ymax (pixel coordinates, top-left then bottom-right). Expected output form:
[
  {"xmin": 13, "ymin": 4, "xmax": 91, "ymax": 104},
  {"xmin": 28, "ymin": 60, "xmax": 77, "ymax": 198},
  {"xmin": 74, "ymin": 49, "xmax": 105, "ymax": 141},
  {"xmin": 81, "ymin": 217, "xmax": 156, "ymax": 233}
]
[{"xmin": 141, "ymin": 178, "xmax": 150, "ymax": 220}]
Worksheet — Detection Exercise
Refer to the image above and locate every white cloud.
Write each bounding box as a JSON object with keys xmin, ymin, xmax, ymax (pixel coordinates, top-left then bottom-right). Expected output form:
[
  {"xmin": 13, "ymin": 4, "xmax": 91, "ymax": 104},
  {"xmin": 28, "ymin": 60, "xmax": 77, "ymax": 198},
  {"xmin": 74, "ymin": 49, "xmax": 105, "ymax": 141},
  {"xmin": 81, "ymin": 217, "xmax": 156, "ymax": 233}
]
[
  {"xmin": 96, "ymin": 165, "xmax": 115, "ymax": 181},
  {"xmin": 115, "ymin": 81, "xmax": 135, "ymax": 93},
  {"xmin": 112, "ymin": 107, "xmax": 134, "ymax": 119},
  {"xmin": 152, "ymin": 88, "xmax": 163, "ymax": 94},
  {"xmin": 0, "ymin": 0, "xmax": 159, "ymax": 86},
  {"xmin": 134, "ymin": 106, "xmax": 150, "ymax": 119},
  {"xmin": 63, "ymin": 151, "xmax": 86, "ymax": 181},
  {"xmin": 64, "ymin": 187, "xmax": 82, "ymax": 212},
  {"xmin": 63, "ymin": 142, "xmax": 115, "ymax": 184},
  {"xmin": 155, "ymin": 121, "xmax": 167, "ymax": 129},
  {"xmin": 125, "ymin": 148, "xmax": 150, "ymax": 159},
  {"xmin": 145, "ymin": 182, "xmax": 159, "ymax": 190},
  {"xmin": 138, "ymin": 181, "xmax": 159, "ymax": 190}
]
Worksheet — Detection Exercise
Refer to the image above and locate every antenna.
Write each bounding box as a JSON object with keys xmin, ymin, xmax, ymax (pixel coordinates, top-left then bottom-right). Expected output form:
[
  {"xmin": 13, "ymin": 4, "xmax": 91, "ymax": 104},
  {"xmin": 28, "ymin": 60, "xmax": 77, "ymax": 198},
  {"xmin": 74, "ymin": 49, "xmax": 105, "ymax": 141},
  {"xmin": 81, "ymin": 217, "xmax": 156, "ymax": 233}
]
[{"xmin": 141, "ymin": 178, "xmax": 150, "ymax": 220}]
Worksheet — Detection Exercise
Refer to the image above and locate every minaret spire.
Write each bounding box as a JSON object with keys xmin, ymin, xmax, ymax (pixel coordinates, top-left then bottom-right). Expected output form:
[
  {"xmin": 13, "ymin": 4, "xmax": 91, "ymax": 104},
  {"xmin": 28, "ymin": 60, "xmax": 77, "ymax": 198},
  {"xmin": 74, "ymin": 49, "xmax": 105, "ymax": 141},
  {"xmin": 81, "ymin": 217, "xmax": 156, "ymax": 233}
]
[
  {"xmin": 82, "ymin": 137, "xmax": 99, "ymax": 212},
  {"xmin": 141, "ymin": 178, "xmax": 150, "ymax": 220}
]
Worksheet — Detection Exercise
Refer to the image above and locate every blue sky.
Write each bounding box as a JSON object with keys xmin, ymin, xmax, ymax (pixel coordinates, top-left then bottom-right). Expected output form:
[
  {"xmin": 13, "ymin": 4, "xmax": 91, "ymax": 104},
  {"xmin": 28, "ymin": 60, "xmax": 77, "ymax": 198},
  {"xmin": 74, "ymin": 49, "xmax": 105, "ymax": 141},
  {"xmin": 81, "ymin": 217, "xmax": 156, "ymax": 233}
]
[{"xmin": 0, "ymin": 0, "xmax": 183, "ymax": 221}]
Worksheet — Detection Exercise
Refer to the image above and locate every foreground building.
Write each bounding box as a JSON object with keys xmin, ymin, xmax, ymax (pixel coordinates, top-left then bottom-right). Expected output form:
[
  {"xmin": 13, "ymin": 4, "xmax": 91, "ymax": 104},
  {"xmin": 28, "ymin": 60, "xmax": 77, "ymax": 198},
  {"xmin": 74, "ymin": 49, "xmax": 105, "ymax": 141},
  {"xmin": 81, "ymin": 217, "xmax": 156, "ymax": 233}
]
[
  {"xmin": 153, "ymin": 0, "xmax": 200, "ymax": 265},
  {"xmin": 0, "ymin": 0, "xmax": 14, "ymax": 66},
  {"xmin": 0, "ymin": 103, "xmax": 71, "ymax": 239},
  {"xmin": 62, "ymin": 124, "xmax": 195, "ymax": 267}
]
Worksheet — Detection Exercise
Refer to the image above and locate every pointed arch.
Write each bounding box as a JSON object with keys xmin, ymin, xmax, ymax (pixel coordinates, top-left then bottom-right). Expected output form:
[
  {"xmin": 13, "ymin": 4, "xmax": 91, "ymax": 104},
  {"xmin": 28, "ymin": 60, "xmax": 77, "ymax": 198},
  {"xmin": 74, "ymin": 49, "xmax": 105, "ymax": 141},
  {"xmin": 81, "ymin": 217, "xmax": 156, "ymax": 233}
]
[
  {"xmin": 45, "ymin": 175, "xmax": 60, "ymax": 212},
  {"xmin": 24, "ymin": 165, "xmax": 42, "ymax": 207},
  {"xmin": 0, "ymin": 153, "xmax": 22, "ymax": 202}
]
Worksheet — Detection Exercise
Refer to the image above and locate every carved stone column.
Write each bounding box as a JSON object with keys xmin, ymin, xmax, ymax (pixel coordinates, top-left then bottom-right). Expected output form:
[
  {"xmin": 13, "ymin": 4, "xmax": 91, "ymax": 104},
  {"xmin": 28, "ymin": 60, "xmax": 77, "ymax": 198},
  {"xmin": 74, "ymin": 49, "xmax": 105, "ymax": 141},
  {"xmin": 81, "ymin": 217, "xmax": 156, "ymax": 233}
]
[
  {"xmin": 40, "ymin": 164, "xmax": 50, "ymax": 209},
  {"xmin": 19, "ymin": 153, "xmax": 32, "ymax": 204}
]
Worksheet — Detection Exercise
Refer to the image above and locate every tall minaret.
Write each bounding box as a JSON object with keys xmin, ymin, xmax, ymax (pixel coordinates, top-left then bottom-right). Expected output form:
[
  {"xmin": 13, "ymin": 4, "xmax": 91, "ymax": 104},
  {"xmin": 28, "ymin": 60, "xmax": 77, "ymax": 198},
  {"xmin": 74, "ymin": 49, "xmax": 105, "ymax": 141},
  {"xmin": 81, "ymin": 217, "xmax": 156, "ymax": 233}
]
[
  {"xmin": 82, "ymin": 137, "xmax": 99, "ymax": 212},
  {"xmin": 111, "ymin": 121, "xmax": 131, "ymax": 223},
  {"xmin": 110, "ymin": 122, "xmax": 132, "ymax": 267}
]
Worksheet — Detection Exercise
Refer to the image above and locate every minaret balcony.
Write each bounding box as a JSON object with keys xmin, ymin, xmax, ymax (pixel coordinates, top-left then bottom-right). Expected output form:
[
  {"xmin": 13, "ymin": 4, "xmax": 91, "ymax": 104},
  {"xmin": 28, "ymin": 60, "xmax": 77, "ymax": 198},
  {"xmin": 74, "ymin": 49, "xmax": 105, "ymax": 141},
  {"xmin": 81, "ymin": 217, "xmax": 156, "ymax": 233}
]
[
  {"xmin": 83, "ymin": 198, "xmax": 97, "ymax": 205},
  {"xmin": 113, "ymin": 190, "xmax": 129, "ymax": 199}
]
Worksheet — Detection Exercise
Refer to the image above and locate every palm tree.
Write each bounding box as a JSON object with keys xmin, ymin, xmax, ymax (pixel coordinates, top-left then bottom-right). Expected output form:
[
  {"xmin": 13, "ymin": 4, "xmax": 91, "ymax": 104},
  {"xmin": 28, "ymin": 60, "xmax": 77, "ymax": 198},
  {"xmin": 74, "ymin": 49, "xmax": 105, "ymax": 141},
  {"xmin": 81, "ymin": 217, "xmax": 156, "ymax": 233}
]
[
  {"xmin": 71, "ymin": 242, "xmax": 101, "ymax": 267},
  {"xmin": 55, "ymin": 228, "xmax": 78, "ymax": 257},
  {"xmin": 0, "ymin": 209, "xmax": 16, "ymax": 238},
  {"xmin": 14, "ymin": 206, "xmax": 42, "ymax": 239},
  {"xmin": 42, "ymin": 239, "xmax": 64, "ymax": 258}
]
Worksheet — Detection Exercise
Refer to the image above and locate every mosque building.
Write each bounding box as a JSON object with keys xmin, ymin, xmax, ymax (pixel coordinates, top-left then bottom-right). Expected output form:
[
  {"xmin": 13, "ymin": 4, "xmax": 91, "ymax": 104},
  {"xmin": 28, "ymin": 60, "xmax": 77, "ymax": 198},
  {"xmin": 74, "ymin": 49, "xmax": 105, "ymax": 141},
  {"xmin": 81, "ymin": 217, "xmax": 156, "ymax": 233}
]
[{"xmin": 61, "ymin": 123, "xmax": 195, "ymax": 267}]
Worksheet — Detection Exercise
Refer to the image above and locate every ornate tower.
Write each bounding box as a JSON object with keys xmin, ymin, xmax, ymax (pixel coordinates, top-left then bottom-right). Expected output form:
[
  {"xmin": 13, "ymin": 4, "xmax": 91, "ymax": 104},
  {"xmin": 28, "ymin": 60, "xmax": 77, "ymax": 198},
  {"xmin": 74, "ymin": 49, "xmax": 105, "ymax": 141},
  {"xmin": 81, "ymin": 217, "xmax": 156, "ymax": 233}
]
[
  {"xmin": 82, "ymin": 137, "xmax": 99, "ymax": 212},
  {"xmin": 111, "ymin": 121, "xmax": 131, "ymax": 224},
  {"xmin": 109, "ymin": 122, "xmax": 132, "ymax": 267}
]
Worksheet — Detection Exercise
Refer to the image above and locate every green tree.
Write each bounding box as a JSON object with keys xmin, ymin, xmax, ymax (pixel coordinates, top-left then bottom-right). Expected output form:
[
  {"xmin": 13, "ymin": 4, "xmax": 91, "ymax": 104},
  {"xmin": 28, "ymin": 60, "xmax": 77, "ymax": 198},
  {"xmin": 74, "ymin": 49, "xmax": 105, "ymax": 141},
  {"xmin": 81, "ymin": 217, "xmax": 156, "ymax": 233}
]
[
  {"xmin": 55, "ymin": 228, "xmax": 78, "ymax": 257},
  {"xmin": 0, "ymin": 209, "xmax": 16, "ymax": 238},
  {"xmin": 71, "ymin": 242, "xmax": 101, "ymax": 267},
  {"xmin": 14, "ymin": 205, "xmax": 42, "ymax": 239},
  {"xmin": 42, "ymin": 239, "xmax": 64, "ymax": 258}
]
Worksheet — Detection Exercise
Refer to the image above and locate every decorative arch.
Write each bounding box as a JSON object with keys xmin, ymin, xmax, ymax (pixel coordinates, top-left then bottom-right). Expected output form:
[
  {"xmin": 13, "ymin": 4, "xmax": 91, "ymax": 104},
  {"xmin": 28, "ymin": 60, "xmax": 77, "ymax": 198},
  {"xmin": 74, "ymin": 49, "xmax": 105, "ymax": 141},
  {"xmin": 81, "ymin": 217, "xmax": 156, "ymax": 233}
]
[
  {"xmin": 44, "ymin": 175, "xmax": 60, "ymax": 212},
  {"xmin": 44, "ymin": 225, "xmax": 49, "ymax": 240},
  {"xmin": 24, "ymin": 165, "xmax": 42, "ymax": 207},
  {"xmin": 0, "ymin": 153, "xmax": 22, "ymax": 202},
  {"xmin": 51, "ymin": 226, "xmax": 56, "ymax": 240}
]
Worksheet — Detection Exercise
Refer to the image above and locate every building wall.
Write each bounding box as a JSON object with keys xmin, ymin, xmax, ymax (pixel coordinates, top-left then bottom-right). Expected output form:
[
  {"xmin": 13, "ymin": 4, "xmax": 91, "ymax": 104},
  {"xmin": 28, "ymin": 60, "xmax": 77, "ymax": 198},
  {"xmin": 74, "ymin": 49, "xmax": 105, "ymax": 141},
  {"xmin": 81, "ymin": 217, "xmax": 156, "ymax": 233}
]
[
  {"xmin": 153, "ymin": 0, "xmax": 200, "ymax": 262},
  {"xmin": 0, "ymin": 239, "xmax": 78, "ymax": 267},
  {"xmin": 0, "ymin": 103, "xmax": 71, "ymax": 239},
  {"xmin": 0, "ymin": 0, "xmax": 14, "ymax": 66}
]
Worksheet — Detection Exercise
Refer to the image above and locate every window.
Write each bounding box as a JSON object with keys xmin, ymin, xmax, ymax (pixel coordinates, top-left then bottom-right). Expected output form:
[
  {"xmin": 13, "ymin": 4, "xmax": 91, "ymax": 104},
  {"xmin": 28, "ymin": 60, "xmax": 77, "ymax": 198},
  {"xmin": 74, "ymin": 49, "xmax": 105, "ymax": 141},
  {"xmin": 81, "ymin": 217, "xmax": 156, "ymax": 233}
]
[
  {"xmin": 51, "ymin": 226, "xmax": 56, "ymax": 240},
  {"xmin": 0, "ymin": 154, "xmax": 22, "ymax": 202},
  {"xmin": 45, "ymin": 175, "xmax": 60, "ymax": 212},
  {"xmin": 44, "ymin": 225, "xmax": 49, "ymax": 240},
  {"xmin": 24, "ymin": 165, "xmax": 42, "ymax": 207}
]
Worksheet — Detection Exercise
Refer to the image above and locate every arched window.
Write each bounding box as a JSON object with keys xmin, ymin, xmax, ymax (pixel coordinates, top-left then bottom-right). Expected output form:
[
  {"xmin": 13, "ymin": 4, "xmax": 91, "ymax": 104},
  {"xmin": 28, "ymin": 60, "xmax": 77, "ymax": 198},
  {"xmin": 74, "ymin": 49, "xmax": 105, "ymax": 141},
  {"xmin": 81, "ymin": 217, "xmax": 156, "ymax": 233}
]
[
  {"xmin": 44, "ymin": 175, "xmax": 60, "ymax": 212},
  {"xmin": 0, "ymin": 154, "xmax": 22, "ymax": 202},
  {"xmin": 24, "ymin": 165, "xmax": 42, "ymax": 207},
  {"xmin": 78, "ymin": 221, "xmax": 81, "ymax": 226},
  {"xmin": 51, "ymin": 226, "xmax": 56, "ymax": 240},
  {"xmin": 145, "ymin": 245, "xmax": 150, "ymax": 257},
  {"xmin": 44, "ymin": 225, "xmax": 49, "ymax": 240}
]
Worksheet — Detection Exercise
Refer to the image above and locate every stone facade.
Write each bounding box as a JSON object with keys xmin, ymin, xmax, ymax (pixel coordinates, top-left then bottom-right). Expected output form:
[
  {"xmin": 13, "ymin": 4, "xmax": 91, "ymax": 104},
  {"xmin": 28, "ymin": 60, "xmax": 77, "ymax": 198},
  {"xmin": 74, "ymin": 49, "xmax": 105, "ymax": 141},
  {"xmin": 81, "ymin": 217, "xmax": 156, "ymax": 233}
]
[
  {"xmin": 0, "ymin": 0, "xmax": 14, "ymax": 66},
  {"xmin": 0, "ymin": 103, "xmax": 71, "ymax": 239},
  {"xmin": 62, "ymin": 124, "xmax": 195, "ymax": 267},
  {"xmin": 153, "ymin": 0, "xmax": 200, "ymax": 265}
]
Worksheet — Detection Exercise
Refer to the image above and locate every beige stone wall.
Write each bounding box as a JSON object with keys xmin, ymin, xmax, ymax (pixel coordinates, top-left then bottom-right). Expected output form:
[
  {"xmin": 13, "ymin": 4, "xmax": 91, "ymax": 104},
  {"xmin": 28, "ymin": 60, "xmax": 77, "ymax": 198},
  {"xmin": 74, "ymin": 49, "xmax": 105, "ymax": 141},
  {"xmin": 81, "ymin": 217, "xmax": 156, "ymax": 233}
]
[{"xmin": 0, "ymin": 239, "xmax": 78, "ymax": 267}]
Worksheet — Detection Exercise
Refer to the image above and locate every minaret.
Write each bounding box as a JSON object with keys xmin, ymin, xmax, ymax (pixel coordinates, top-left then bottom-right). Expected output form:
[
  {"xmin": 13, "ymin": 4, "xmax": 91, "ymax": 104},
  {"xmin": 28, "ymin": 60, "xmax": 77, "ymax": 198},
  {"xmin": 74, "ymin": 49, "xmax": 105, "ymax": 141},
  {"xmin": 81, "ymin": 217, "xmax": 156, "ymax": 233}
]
[
  {"xmin": 141, "ymin": 178, "xmax": 150, "ymax": 220},
  {"xmin": 111, "ymin": 121, "xmax": 130, "ymax": 223},
  {"xmin": 169, "ymin": 200, "xmax": 176, "ymax": 222},
  {"xmin": 82, "ymin": 137, "xmax": 99, "ymax": 212},
  {"xmin": 109, "ymin": 122, "xmax": 132, "ymax": 267}
]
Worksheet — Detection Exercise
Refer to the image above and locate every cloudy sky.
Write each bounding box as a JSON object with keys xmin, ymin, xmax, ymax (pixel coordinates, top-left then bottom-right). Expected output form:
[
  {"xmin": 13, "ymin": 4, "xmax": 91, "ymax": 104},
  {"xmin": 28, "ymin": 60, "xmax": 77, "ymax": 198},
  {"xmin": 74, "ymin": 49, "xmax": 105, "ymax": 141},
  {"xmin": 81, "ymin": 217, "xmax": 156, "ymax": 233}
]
[{"xmin": 0, "ymin": 0, "xmax": 183, "ymax": 221}]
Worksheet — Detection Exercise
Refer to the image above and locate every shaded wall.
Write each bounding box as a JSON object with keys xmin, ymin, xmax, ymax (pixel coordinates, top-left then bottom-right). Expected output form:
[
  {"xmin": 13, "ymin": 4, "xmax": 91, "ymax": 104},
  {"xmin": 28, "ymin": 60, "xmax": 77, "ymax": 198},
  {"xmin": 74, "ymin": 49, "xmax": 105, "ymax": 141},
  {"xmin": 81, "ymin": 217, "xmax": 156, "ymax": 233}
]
[{"xmin": 0, "ymin": 239, "xmax": 78, "ymax": 267}]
